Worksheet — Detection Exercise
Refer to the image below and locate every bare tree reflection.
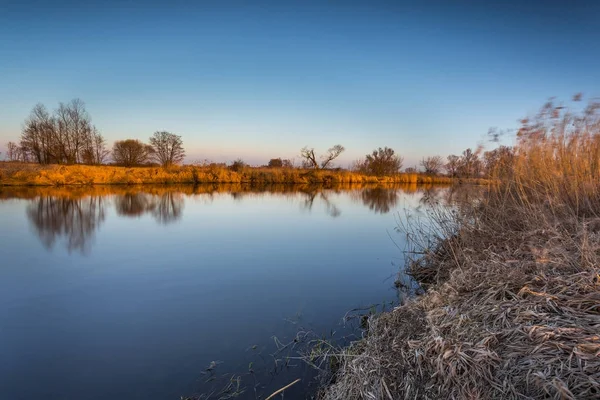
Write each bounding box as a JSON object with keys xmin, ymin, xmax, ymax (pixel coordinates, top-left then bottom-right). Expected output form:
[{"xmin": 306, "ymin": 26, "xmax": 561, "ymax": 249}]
[
  {"xmin": 360, "ymin": 188, "xmax": 400, "ymax": 214},
  {"xmin": 114, "ymin": 192, "xmax": 184, "ymax": 224},
  {"xmin": 115, "ymin": 193, "xmax": 157, "ymax": 216},
  {"xmin": 26, "ymin": 196, "xmax": 106, "ymax": 254},
  {"xmin": 299, "ymin": 188, "xmax": 341, "ymax": 218},
  {"xmin": 152, "ymin": 192, "xmax": 184, "ymax": 224}
]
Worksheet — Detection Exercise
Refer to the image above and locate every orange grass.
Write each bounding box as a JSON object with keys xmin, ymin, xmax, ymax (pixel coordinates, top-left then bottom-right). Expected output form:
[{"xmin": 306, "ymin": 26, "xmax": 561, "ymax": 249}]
[{"xmin": 0, "ymin": 163, "xmax": 475, "ymax": 186}]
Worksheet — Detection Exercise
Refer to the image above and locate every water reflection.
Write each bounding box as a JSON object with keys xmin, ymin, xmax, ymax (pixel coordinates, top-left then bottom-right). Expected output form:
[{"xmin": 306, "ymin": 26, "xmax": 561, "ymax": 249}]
[
  {"xmin": 115, "ymin": 193, "xmax": 155, "ymax": 217},
  {"xmin": 26, "ymin": 196, "xmax": 106, "ymax": 254},
  {"xmin": 359, "ymin": 187, "xmax": 400, "ymax": 214},
  {"xmin": 1, "ymin": 183, "xmax": 476, "ymax": 254},
  {"xmin": 152, "ymin": 192, "xmax": 184, "ymax": 224},
  {"xmin": 299, "ymin": 188, "xmax": 341, "ymax": 218},
  {"xmin": 115, "ymin": 192, "xmax": 184, "ymax": 224}
]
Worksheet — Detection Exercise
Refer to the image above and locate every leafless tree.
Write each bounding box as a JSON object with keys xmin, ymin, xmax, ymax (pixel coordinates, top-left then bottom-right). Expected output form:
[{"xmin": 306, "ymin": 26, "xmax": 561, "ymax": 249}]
[
  {"xmin": 19, "ymin": 99, "xmax": 103, "ymax": 165},
  {"xmin": 361, "ymin": 147, "xmax": 403, "ymax": 176},
  {"xmin": 112, "ymin": 139, "xmax": 153, "ymax": 166},
  {"xmin": 54, "ymin": 99, "xmax": 93, "ymax": 164},
  {"xmin": 21, "ymin": 103, "xmax": 57, "ymax": 164},
  {"xmin": 81, "ymin": 127, "xmax": 109, "ymax": 165},
  {"xmin": 6, "ymin": 142, "xmax": 22, "ymax": 161},
  {"xmin": 420, "ymin": 156, "xmax": 444, "ymax": 175},
  {"xmin": 229, "ymin": 158, "xmax": 246, "ymax": 172},
  {"xmin": 268, "ymin": 158, "xmax": 283, "ymax": 168},
  {"xmin": 458, "ymin": 148, "xmax": 482, "ymax": 178},
  {"xmin": 149, "ymin": 131, "xmax": 185, "ymax": 167},
  {"xmin": 446, "ymin": 155, "xmax": 460, "ymax": 177},
  {"xmin": 483, "ymin": 146, "xmax": 514, "ymax": 179},
  {"xmin": 300, "ymin": 144, "xmax": 345, "ymax": 169}
]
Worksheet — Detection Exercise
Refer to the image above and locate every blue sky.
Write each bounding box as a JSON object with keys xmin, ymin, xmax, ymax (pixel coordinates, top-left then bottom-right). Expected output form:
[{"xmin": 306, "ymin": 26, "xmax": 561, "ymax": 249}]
[{"xmin": 1, "ymin": 0, "xmax": 599, "ymax": 167}]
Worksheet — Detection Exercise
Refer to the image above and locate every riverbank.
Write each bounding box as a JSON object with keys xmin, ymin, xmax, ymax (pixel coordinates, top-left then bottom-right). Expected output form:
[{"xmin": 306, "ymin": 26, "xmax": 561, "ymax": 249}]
[
  {"xmin": 322, "ymin": 186, "xmax": 600, "ymax": 399},
  {"xmin": 0, "ymin": 162, "xmax": 487, "ymax": 186},
  {"xmin": 320, "ymin": 103, "xmax": 600, "ymax": 399}
]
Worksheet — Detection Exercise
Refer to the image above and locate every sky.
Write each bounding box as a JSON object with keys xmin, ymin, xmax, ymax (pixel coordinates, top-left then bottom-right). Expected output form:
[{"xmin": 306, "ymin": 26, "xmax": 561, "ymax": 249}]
[{"xmin": 1, "ymin": 0, "xmax": 599, "ymax": 167}]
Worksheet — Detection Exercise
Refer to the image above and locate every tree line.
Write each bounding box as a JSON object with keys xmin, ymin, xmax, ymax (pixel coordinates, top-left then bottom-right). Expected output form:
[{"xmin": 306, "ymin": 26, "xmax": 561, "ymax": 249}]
[
  {"xmin": 6, "ymin": 99, "xmax": 185, "ymax": 167},
  {"xmin": 6, "ymin": 99, "xmax": 514, "ymax": 178}
]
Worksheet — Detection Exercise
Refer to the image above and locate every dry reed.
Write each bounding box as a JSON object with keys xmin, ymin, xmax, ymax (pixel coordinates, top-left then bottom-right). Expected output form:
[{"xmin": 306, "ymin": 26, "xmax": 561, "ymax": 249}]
[
  {"xmin": 320, "ymin": 99, "xmax": 600, "ymax": 399},
  {"xmin": 0, "ymin": 163, "xmax": 480, "ymax": 186}
]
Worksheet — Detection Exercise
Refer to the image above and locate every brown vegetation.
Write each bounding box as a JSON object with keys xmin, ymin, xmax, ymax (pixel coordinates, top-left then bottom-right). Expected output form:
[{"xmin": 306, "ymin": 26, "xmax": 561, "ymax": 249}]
[
  {"xmin": 0, "ymin": 163, "xmax": 478, "ymax": 186},
  {"xmin": 320, "ymin": 98, "xmax": 600, "ymax": 399}
]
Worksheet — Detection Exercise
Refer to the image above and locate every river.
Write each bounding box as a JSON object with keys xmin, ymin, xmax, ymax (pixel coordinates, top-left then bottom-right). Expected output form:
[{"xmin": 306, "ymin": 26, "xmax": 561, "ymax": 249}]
[{"xmin": 0, "ymin": 184, "xmax": 471, "ymax": 400}]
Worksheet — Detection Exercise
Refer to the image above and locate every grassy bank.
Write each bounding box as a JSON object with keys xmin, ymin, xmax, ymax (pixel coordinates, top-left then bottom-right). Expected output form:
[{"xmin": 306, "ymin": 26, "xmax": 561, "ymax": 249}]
[
  {"xmin": 321, "ymin": 103, "xmax": 600, "ymax": 399},
  {"xmin": 0, "ymin": 162, "xmax": 485, "ymax": 186}
]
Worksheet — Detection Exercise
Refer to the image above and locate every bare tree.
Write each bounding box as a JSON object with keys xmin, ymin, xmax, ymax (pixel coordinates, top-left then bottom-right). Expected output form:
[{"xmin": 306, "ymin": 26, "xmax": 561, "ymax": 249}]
[
  {"xmin": 300, "ymin": 147, "xmax": 319, "ymax": 168},
  {"xmin": 54, "ymin": 99, "xmax": 93, "ymax": 164},
  {"xmin": 149, "ymin": 131, "xmax": 185, "ymax": 167},
  {"xmin": 19, "ymin": 100, "xmax": 101, "ymax": 165},
  {"xmin": 351, "ymin": 158, "xmax": 368, "ymax": 173},
  {"xmin": 268, "ymin": 158, "xmax": 283, "ymax": 168},
  {"xmin": 446, "ymin": 155, "xmax": 460, "ymax": 177},
  {"xmin": 229, "ymin": 158, "xmax": 246, "ymax": 172},
  {"xmin": 20, "ymin": 103, "xmax": 57, "ymax": 164},
  {"xmin": 112, "ymin": 139, "xmax": 153, "ymax": 166},
  {"xmin": 300, "ymin": 144, "xmax": 345, "ymax": 169},
  {"xmin": 420, "ymin": 156, "xmax": 444, "ymax": 175},
  {"xmin": 361, "ymin": 147, "xmax": 403, "ymax": 176},
  {"xmin": 7, "ymin": 142, "xmax": 22, "ymax": 161},
  {"xmin": 81, "ymin": 128, "xmax": 109, "ymax": 165},
  {"xmin": 483, "ymin": 146, "xmax": 514, "ymax": 179},
  {"xmin": 320, "ymin": 145, "xmax": 345, "ymax": 169},
  {"xmin": 458, "ymin": 148, "xmax": 482, "ymax": 178}
]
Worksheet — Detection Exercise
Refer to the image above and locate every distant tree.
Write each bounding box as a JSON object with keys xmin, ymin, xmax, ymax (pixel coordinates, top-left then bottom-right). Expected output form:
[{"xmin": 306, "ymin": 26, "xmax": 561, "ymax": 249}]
[
  {"xmin": 483, "ymin": 146, "xmax": 514, "ymax": 178},
  {"xmin": 7, "ymin": 141, "xmax": 22, "ymax": 161},
  {"xmin": 267, "ymin": 158, "xmax": 283, "ymax": 168},
  {"xmin": 19, "ymin": 99, "xmax": 102, "ymax": 165},
  {"xmin": 229, "ymin": 158, "xmax": 247, "ymax": 172},
  {"xmin": 351, "ymin": 158, "xmax": 367, "ymax": 173},
  {"xmin": 112, "ymin": 139, "xmax": 153, "ymax": 166},
  {"xmin": 446, "ymin": 155, "xmax": 460, "ymax": 177},
  {"xmin": 404, "ymin": 167, "xmax": 418, "ymax": 174},
  {"xmin": 149, "ymin": 131, "xmax": 185, "ymax": 167},
  {"xmin": 54, "ymin": 99, "xmax": 94, "ymax": 164},
  {"xmin": 282, "ymin": 159, "xmax": 293, "ymax": 168},
  {"xmin": 420, "ymin": 156, "xmax": 444, "ymax": 175},
  {"xmin": 457, "ymin": 148, "xmax": 482, "ymax": 178},
  {"xmin": 81, "ymin": 128, "xmax": 109, "ymax": 165},
  {"xmin": 20, "ymin": 103, "xmax": 57, "ymax": 164},
  {"xmin": 362, "ymin": 147, "xmax": 403, "ymax": 176},
  {"xmin": 300, "ymin": 144, "xmax": 345, "ymax": 169}
]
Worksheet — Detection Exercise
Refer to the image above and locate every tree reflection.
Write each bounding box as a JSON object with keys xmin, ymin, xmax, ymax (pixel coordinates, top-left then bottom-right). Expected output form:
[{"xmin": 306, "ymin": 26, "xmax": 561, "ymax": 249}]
[
  {"xmin": 26, "ymin": 196, "xmax": 106, "ymax": 254},
  {"xmin": 152, "ymin": 192, "xmax": 184, "ymax": 224},
  {"xmin": 360, "ymin": 188, "xmax": 399, "ymax": 214},
  {"xmin": 115, "ymin": 193, "xmax": 156, "ymax": 216},
  {"xmin": 299, "ymin": 188, "xmax": 341, "ymax": 218},
  {"xmin": 114, "ymin": 192, "xmax": 184, "ymax": 224}
]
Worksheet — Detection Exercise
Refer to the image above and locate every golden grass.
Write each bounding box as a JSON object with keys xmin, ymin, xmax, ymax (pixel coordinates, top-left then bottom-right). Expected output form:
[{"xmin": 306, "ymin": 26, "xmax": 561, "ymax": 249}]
[
  {"xmin": 0, "ymin": 163, "xmax": 480, "ymax": 186},
  {"xmin": 320, "ymin": 101, "xmax": 600, "ymax": 399}
]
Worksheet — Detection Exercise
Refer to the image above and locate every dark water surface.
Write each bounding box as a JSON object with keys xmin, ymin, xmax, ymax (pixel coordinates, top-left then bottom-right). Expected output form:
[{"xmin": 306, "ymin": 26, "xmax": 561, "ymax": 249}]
[{"xmin": 0, "ymin": 184, "xmax": 464, "ymax": 400}]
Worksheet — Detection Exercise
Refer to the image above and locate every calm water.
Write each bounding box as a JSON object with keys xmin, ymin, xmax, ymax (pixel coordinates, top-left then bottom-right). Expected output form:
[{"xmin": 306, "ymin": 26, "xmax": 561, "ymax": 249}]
[{"xmin": 0, "ymin": 184, "xmax": 465, "ymax": 400}]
